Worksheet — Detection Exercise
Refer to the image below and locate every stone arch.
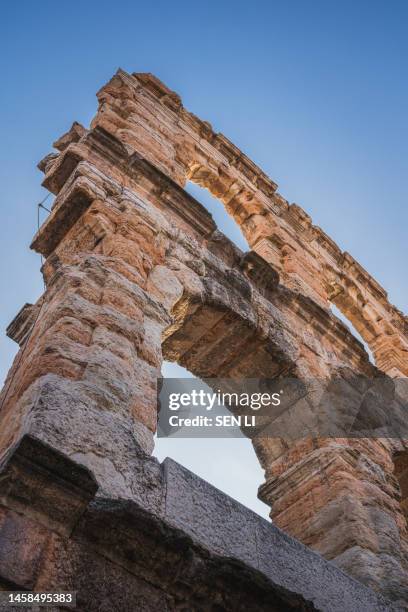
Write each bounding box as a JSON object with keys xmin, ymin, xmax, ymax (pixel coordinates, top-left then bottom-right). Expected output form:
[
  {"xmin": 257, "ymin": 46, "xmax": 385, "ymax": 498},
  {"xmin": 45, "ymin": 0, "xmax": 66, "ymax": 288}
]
[
  {"xmin": 183, "ymin": 158, "xmax": 397, "ymax": 377},
  {"xmin": 184, "ymin": 180, "xmax": 250, "ymax": 252},
  {"xmin": 92, "ymin": 68, "xmax": 408, "ymax": 376},
  {"xmin": 322, "ymin": 264, "xmax": 390, "ymax": 362},
  {"xmin": 160, "ymin": 280, "xmax": 292, "ymax": 380},
  {"xmin": 3, "ymin": 67, "xmax": 406, "ymax": 602},
  {"xmin": 172, "ymin": 149, "xmax": 403, "ymax": 377},
  {"xmin": 154, "ymin": 257, "xmax": 299, "ymax": 500},
  {"xmin": 193, "ymin": 161, "xmax": 407, "ymax": 378},
  {"xmin": 182, "ymin": 158, "xmax": 265, "ymax": 253}
]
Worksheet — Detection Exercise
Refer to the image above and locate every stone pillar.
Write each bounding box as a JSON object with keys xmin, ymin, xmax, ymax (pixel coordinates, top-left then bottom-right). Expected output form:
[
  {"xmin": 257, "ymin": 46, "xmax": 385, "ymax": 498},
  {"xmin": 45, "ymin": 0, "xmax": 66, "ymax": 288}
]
[
  {"xmin": 0, "ymin": 194, "xmax": 171, "ymax": 502},
  {"xmin": 257, "ymin": 435, "xmax": 408, "ymax": 603}
]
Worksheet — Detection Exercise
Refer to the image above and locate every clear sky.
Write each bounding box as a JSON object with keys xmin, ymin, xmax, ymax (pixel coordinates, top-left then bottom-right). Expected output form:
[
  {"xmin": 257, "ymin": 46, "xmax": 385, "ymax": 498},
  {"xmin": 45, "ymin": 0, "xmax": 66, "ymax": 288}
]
[{"xmin": 1, "ymin": 0, "xmax": 407, "ymax": 517}]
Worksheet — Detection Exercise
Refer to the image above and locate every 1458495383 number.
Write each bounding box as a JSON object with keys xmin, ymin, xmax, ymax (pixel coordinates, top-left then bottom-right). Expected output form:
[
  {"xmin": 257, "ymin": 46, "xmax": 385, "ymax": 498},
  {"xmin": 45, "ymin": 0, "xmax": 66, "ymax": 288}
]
[{"xmin": 7, "ymin": 592, "xmax": 75, "ymax": 605}]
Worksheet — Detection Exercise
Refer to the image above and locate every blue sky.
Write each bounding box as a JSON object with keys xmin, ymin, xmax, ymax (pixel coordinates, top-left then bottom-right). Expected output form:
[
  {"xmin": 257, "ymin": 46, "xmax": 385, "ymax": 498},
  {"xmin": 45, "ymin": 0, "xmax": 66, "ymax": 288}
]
[{"xmin": 1, "ymin": 1, "xmax": 407, "ymax": 516}]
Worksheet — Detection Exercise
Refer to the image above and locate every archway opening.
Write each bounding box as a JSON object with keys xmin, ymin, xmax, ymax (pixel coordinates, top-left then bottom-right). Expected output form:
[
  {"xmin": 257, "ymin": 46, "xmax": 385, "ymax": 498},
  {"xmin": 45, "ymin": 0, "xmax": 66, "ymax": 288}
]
[
  {"xmin": 184, "ymin": 181, "xmax": 250, "ymax": 252},
  {"xmin": 153, "ymin": 360, "xmax": 270, "ymax": 518},
  {"xmin": 330, "ymin": 302, "xmax": 375, "ymax": 365}
]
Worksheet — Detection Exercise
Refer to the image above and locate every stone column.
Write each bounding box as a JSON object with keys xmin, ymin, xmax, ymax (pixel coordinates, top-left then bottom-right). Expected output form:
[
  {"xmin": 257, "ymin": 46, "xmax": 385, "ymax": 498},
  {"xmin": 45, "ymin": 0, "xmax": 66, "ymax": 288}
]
[
  {"xmin": 257, "ymin": 434, "xmax": 408, "ymax": 603},
  {"xmin": 0, "ymin": 192, "xmax": 171, "ymax": 502}
]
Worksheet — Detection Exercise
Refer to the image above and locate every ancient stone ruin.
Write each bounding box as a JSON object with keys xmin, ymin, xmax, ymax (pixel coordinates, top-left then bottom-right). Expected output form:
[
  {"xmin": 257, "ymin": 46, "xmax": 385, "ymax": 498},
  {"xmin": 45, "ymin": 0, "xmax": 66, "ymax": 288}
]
[{"xmin": 0, "ymin": 69, "xmax": 407, "ymax": 610}]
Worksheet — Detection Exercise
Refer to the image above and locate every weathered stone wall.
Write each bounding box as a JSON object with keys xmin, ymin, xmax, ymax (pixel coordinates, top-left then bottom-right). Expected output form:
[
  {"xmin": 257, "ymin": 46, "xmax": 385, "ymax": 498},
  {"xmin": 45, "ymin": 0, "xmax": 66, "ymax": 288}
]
[
  {"xmin": 90, "ymin": 70, "xmax": 408, "ymax": 378},
  {"xmin": 0, "ymin": 435, "xmax": 392, "ymax": 611},
  {"xmin": 0, "ymin": 69, "xmax": 407, "ymax": 609}
]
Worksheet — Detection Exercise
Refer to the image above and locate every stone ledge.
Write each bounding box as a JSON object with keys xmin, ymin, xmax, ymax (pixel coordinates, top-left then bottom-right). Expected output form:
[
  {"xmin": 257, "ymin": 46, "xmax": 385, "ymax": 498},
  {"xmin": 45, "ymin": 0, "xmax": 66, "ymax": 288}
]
[
  {"xmin": 0, "ymin": 435, "xmax": 396, "ymax": 610},
  {"xmin": 6, "ymin": 302, "xmax": 42, "ymax": 346},
  {"xmin": 74, "ymin": 498, "xmax": 318, "ymax": 611},
  {"xmin": 0, "ymin": 434, "xmax": 98, "ymax": 537},
  {"xmin": 161, "ymin": 458, "xmax": 395, "ymax": 612}
]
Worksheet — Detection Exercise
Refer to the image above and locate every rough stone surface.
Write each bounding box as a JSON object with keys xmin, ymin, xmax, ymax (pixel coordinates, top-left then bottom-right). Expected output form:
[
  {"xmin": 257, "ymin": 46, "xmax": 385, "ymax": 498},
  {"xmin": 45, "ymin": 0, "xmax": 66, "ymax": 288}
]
[
  {"xmin": 0, "ymin": 439, "xmax": 394, "ymax": 611},
  {"xmin": 0, "ymin": 69, "xmax": 407, "ymax": 608}
]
